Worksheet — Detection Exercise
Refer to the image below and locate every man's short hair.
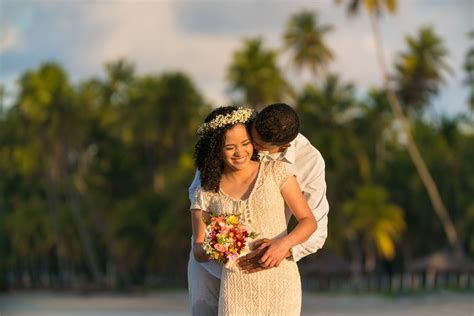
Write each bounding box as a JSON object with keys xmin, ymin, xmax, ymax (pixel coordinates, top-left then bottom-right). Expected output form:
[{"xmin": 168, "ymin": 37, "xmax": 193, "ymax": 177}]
[{"xmin": 254, "ymin": 103, "xmax": 300, "ymax": 146}]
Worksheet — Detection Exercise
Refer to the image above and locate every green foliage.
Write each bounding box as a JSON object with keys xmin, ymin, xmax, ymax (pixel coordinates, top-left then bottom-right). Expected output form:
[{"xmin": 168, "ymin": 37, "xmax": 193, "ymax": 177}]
[
  {"xmin": 1, "ymin": 8, "xmax": 473, "ymax": 290},
  {"xmin": 335, "ymin": 0, "xmax": 397, "ymax": 17},
  {"xmin": 283, "ymin": 9, "xmax": 334, "ymax": 76},
  {"xmin": 18, "ymin": 63, "xmax": 76, "ymax": 125},
  {"xmin": 0, "ymin": 60, "xmax": 207, "ymax": 287},
  {"xmin": 343, "ymin": 185, "xmax": 405, "ymax": 261},
  {"xmin": 463, "ymin": 30, "xmax": 474, "ymax": 111},
  {"xmin": 227, "ymin": 37, "xmax": 293, "ymax": 108},
  {"xmin": 460, "ymin": 204, "xmax": 474, "ymax": 254},
  {"xmin": 5, "ymin": 196, "xmax": 54, "ymax": 261},
  {"xmin": 0, "ymin": 84, "xmax": 5, "ymax": 116},
  {"xmin": 394, "ymin": 25, "xmax": 453, "ymax": 113}
]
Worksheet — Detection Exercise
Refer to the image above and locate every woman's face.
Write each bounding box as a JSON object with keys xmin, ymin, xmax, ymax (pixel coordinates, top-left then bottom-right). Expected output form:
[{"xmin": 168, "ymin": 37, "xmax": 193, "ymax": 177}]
[{"xmin": 222, "ymin": 124, "xmax": 253, "ymax": 171}]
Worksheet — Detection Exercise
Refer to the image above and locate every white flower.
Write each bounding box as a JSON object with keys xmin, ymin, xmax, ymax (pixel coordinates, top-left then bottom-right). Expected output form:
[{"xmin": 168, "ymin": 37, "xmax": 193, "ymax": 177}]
[{"xmin": 197, "ymin": 107, "xmax": 256, "ymax": 136}]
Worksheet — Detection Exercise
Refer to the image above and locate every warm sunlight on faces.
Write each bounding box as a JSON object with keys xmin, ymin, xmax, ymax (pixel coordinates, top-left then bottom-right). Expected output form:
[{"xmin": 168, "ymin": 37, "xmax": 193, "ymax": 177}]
[{"xmin": 222, "ymin": 124, "xmax": 253, "ymax": 171}]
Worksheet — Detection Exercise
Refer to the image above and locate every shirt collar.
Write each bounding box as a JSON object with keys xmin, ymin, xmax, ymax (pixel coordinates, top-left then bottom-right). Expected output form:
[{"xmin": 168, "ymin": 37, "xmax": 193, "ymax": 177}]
[
  {"xmin": 284, "ymin": 140, "xmax": 296, "ymax": 164},
  {"xmin": 258, "ymin": 138, "xmax": 296, "ymax": 164}
]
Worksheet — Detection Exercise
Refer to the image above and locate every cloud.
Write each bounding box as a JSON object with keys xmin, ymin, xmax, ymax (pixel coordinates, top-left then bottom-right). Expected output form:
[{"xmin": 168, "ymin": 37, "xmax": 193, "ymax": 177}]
[
  {"xmin": 74, "ymin": 1, "xmax": 242, "ymax": 105},
  {"xmin": 0, "ymin": 0, "xmax": 471, "ymax": 115},
  {"xmin": 171, "ymin": 0, "xmax": 324, "ymax": 37},
  {"xmin": 0, "ymin": 2, "xmax": 109, "ymax": 82},
  {"xmin": 0, "ymin": 25, "xmax": 20, "ymax": 53}
]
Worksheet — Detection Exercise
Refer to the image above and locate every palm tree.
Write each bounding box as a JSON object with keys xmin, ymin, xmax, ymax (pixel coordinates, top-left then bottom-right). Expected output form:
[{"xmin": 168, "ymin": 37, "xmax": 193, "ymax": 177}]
[
  {"xmin": 0, "ymin": 84, "xmax": 5, "ymax": 111},
  {"xmin": 394, "ymin": 26, "xmax": 453, "ymax": 113},
  {"xmin": 335, "ymin": 0, "xmax": 462, "ymax": 254},
  {"xmin": 17, "ymin": 63, "xmax": 103, "ymax": 283},
  {"xmin": 463, "ymin": 31, "xmax": 474, "ymax": 111},
  {"xmin": 104, "ymin": 59, "xmax": 135, "ymax": 104},
  {"xmin": 298, "ymin": 73, "xmax": 357, "ymax": 127},
  {"xmin": 227, "ymin": 37, "xmax": 293, "ymax": 109},
  {"xmin": 343, "ymin": 185, "xmax": 405, "ymax": 273},
  {"xmin": 297, "ymin": 74, "xmax": 373, "ymax": 191},
  {"xmin": 283, "ymin": 9, "xmax": 334, "ymax": 77},
  {"xmin": 362, "ymin": 88, "xmax": 398, "ymax": 174}
]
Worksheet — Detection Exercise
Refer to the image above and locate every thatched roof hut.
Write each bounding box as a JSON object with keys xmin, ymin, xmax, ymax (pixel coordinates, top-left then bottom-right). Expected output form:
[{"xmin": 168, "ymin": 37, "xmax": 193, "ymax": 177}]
[{"xmin": 407, "ymin": 250, "xmax": 474, "ymax": 272}]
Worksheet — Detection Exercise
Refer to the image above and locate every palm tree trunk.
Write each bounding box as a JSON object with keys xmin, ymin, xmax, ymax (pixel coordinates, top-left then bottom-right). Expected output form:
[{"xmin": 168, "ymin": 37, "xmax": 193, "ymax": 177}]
[
  {"xmin": 348, "ymin": 238, "xmax": 364, "ymax": 290},
  {"xmin": 44, "ymin": 174, "xmax": 66, "ymax": 286},
  {"xmin": 368, "ymin": 14, "xmax": 462, "ymax": 255},
  {"xmin": 65, "ymin": 176, "xmax": 103, "ymax": 284}
]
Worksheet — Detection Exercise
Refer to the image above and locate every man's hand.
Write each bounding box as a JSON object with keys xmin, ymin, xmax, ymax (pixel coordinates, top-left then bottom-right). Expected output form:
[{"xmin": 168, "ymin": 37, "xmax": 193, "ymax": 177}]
[
  {"xmin": 249, "ymin": 238, "xmax": 270, "ymax": 251},
  {"xmin": 237, "ymin": 238, "xmax": 292, "ymax": 273},
  {"xmin": 237, "ymin": 238, "xmax": 269, "ymax": 273}
]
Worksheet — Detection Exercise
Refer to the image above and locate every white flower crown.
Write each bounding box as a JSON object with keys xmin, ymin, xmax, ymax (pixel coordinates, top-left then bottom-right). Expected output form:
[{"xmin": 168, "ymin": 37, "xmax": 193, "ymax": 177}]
[{"xmin": 197, "ymin": 107, "xmax": 256, "ymax": 136}]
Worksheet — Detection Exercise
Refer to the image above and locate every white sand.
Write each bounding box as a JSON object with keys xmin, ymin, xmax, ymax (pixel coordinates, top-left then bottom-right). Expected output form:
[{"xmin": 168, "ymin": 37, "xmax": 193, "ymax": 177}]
[{"xmin": 0, "ymin": 290, "xmax": 472, "ymax": 316}]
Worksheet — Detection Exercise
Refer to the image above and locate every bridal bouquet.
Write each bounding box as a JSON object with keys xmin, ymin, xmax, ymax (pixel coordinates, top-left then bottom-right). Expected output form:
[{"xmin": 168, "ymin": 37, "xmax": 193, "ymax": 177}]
[{"xmin": 203, "ymin": 212, "xmax": 258, "ymax": 264}]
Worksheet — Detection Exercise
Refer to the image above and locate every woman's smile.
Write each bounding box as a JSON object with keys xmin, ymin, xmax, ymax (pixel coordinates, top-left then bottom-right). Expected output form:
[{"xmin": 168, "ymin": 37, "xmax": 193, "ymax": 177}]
[{"xmin": 232, "ymin": 155, "xmax": 248, "ymax": 164}]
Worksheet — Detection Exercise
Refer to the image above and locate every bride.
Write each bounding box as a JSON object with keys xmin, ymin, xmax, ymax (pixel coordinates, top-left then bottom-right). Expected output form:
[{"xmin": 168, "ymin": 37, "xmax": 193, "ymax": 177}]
[{"xmin": 190, "ymin": 106, "xmax": 316, "ymax": 315}]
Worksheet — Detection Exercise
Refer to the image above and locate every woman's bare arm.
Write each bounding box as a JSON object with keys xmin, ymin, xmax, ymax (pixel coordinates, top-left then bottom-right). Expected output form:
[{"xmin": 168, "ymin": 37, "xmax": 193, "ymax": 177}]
[{"xmin": 191, "ymin": 209, "xmax": 210, "ymax": 262}]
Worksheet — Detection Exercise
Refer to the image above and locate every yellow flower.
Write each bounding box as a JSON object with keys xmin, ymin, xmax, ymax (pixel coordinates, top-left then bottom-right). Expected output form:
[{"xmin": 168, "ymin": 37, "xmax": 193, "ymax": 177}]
[{"xmin": 227, "ymin": 215, "xmax": 239, "ymax": 225}]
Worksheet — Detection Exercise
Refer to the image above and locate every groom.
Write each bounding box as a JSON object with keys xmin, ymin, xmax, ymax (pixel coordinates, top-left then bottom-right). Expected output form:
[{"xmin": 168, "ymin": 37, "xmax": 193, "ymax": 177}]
[{"xmin": 188, "ymin": 103, "xmax": 329, "ymax": 315}]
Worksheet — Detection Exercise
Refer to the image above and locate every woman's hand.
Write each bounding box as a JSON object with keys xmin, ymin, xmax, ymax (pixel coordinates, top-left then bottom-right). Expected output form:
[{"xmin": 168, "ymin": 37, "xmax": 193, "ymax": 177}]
[
  {"xmin": 258, "ymin": 238, "xmax": 292, "ymax": 268},
  {"xmin": 193, "ymin": 242, "xmax": 211, "ymax": 262},
  {"xmin": 191, "ymin": 209, "xmax": 210, "ymax": 262}
]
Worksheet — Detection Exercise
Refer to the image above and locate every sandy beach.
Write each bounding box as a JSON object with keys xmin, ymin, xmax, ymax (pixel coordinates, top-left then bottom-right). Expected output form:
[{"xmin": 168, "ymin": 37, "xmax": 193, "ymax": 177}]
[{"xmin": 0, "ymin": 290, "xmax": 472, "ymax": 316}]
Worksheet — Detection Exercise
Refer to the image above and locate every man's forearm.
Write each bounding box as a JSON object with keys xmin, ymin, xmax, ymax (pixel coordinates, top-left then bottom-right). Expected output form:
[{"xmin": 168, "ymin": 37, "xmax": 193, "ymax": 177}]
[{"xmin": 290, "ymin": 213, "xmax": 328, "ymax": 262}]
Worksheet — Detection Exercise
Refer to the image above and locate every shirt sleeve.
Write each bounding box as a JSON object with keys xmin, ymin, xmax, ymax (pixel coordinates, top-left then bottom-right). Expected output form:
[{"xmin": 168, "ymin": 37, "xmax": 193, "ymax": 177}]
[
  {"xmin": 188, "ymin": 170, "xmax": 201, "ymax": 204},
  {"xmin": 290, "ymin": 147, "xmax": 329, "ymax": 262},
  {"xmin": 190, "ymin": 185, "xmax": 208, "ymax": 211}
]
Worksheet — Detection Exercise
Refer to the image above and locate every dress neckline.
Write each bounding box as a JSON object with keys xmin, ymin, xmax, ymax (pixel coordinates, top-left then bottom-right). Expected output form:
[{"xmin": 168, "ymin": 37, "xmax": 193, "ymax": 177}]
[{"xmin": 219, "ymin": 162, "xmax": 262, "ymax": 202}]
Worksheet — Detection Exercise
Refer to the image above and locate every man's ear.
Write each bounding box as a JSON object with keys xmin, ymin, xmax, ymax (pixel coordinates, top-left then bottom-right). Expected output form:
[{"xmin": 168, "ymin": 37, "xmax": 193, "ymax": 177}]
[{"xmin": 278, "ymin": 144, "xmax": 291, "ymax": 152}]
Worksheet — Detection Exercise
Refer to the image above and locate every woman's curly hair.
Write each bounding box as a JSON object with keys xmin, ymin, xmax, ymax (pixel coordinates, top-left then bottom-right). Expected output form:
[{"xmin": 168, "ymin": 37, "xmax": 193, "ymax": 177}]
[{"xmin": 194, "ymin": 106, "xmax": 257, "ymax": 192}]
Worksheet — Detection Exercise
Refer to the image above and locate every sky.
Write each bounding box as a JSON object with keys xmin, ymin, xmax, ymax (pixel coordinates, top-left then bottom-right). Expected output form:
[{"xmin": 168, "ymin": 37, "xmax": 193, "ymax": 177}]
[{"xmin": 0, "ymin": 0, "xmax": 473, "ymax": 117}]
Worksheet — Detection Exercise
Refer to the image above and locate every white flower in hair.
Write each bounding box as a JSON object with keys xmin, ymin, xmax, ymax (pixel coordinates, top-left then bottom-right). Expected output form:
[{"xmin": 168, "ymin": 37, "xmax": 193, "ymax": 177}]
[{"xmin": 197, "ymin": 107, "xmax": 256, "ymax": 136}]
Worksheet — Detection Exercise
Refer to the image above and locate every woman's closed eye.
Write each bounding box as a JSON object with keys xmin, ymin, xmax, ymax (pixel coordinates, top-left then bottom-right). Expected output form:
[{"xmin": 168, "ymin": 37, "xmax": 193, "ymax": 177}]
[{"xmin": 224, "ymin": 140, "xmax": 251, "ymax": 151}]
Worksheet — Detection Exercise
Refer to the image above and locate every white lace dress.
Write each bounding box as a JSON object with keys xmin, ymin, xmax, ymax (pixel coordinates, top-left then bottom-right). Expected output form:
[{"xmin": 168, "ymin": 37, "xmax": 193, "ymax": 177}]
[{"xmin": 191, "ymin": 160, "xmax": 302, "ymax": 316}]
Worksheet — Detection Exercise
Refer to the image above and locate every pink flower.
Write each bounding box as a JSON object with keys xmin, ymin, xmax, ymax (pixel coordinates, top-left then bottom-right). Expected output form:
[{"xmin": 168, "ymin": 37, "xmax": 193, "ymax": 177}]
[
  {"xmin": 240, "ymin": 225, "xmax": 250, "ymax": 233},
  {"xmin": 214, "ymin": 243, "xmax": 228, "ymax": 253},
  {"xmin": 220, "ymin": 226, "xmax": 230, "ymax": 235},
  {"xmin": 226, "ymin": 252, "xmax": 239, "ymax": 261}
]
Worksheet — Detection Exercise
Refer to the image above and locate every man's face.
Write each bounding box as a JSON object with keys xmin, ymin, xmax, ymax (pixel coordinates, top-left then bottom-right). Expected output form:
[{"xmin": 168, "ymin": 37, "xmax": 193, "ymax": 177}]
[{"xmin": 250, "ymin": 124, "xmax": 288, "ymax": 154}]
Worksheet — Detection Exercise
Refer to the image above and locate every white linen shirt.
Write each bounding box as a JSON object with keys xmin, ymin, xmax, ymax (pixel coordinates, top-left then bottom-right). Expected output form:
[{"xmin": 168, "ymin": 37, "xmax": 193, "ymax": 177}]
[{"xmin": 189, "ymin": 133, "xmax": 329, "ymax": 277}]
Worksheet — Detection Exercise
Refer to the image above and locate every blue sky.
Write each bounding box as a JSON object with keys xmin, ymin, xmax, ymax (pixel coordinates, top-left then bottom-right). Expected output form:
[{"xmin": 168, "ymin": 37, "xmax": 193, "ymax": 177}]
[{"xmin": 1, "ymin": 0, "xmax": 473, "ymax": 117}]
